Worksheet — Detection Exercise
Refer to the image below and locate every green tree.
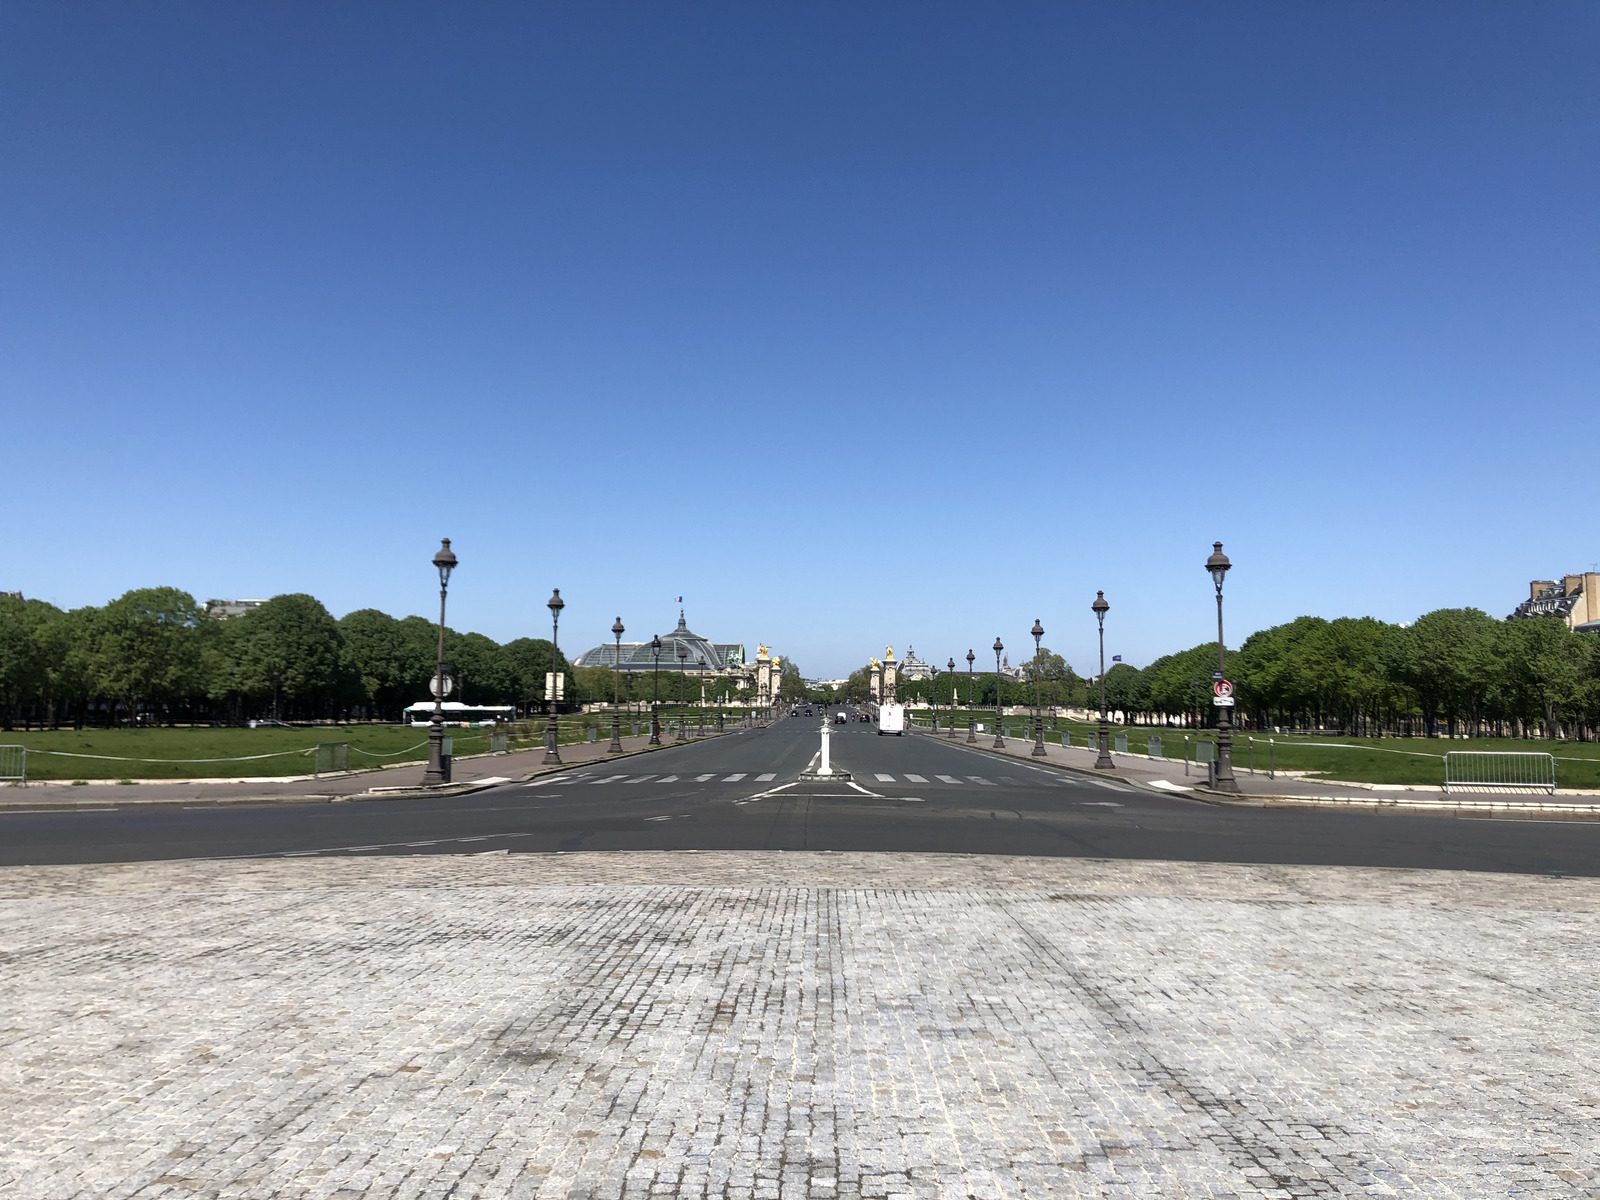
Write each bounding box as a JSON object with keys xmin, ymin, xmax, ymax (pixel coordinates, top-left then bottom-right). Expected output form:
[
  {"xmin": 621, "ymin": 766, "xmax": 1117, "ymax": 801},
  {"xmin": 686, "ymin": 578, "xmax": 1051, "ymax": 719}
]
[
  {"xmin": 1388, "ymin": 608, "xmax": 1497, "ymax": 736},
  {"xmin": 232, "ymin": 594, "xmax": 347, "ymax": 720},
  {"xmin": 90, "ymin": 587, "xmax": 205, "ymax": 724},
  {"xmin": 339, "ymin": 609, "xmax": 411, "ymax": 718}
]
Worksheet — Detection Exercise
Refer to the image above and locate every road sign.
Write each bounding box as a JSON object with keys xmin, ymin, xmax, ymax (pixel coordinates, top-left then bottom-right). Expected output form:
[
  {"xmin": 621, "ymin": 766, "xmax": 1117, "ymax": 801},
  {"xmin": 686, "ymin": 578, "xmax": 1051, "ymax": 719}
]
[
  {"xmin": 1212, "ymin": 670, "xmax": 1225, "ymax": 681},
  {"xmin": 545, "ymin": 672, "xmax": 565, "ymax": 701},
  {"xmin": 1213, "ymin": 679, "xmax": 1234, "ymax": 698},
  {"xmin": 429, "ymin": 674, "xmax": 454, "ymax": 698},
  {"xmin": 1212, "ymin": 695, "xmax": 1235, "ymax": 707}
]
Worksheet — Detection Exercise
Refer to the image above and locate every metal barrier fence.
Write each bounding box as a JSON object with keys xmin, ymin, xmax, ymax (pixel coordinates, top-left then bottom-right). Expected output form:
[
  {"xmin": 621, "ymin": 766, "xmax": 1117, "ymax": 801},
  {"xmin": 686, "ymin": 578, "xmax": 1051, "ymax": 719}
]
[
  {"xmin": 1444, "ymin": 751, "xmax": 1556, "ymax": 795},
  {"xmin": 314, "ymin": 742, "xmax": 348, "ymax": 775},
  {"xmin": 490, "ymin": 732, "xmax": 508, "ymax": 754},
  {"xmin": 1148, "ymin": 735, "xmax": 1162, "ymax": 758},
  {"xmin": 0, "ymin": 745, "xmax": 24, "ymax": 783}
]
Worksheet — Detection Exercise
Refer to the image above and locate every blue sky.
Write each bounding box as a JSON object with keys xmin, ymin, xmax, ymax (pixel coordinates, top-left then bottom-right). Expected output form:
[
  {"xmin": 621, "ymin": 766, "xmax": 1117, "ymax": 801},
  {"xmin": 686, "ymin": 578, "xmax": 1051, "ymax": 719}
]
[{"xmin": 3, "ymin": 3, "xmax": 1596, "ymax": 678}]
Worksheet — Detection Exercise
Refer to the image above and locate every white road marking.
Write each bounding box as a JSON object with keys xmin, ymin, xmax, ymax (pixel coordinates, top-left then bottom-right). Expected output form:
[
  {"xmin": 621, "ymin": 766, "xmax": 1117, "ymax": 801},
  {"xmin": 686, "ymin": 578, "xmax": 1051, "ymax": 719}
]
[
  {"xmin": 756, "ymin": 773, "xmax": 776, "ymax": 781},
  {"xmin": 903, "ymin": 797, "xmax": 925, "ymax": 802},
  {"xmin": 968, "ymin": 776, "xmax": 995, "ymax": 786},
  {"xmin": 623, "ymin": 775, "xmax": 657, "ymax": 784},
  {"xmin": 874, "ymin": 773, "xmax": 896, "ymax": 782},
  {"xmin": 1081, "ymin": 801, "xmax": 1123, "ymax": 807},
  {"xmin": 695, "ymin": 774, "xmax": 716, "ymax": 782},
  {"xmin": 722, "ymin": 773, "xmax": 747, "ymax": 782},
  {"xmin": 644, "ymin": 815, "xmax": 674, "ymax": 822},
  {"xmin": 657, "ymin": 775, "xmax": 679, "ymax": 783},
  {"xmin": 588, "ymin": 775, "xmax": 628, "ymax": 785},
  {"xmin": 936, "ymin": 775, "xmax": 963, "ymax": 784},
  {"xmin": 904, "ymin": 774, "xmax": 928, "ymax": 783},
  {"xmin": 1149, "ymin": 779, "xmax": 1193, "ymax": 793}
]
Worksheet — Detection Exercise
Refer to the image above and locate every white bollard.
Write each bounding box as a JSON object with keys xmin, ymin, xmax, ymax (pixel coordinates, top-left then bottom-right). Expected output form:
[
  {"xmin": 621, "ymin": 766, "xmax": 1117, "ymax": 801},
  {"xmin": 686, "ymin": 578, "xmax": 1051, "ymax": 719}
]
[{"xmin": 817, "ymin": 718, "xmax": 834, "ymax": 776}]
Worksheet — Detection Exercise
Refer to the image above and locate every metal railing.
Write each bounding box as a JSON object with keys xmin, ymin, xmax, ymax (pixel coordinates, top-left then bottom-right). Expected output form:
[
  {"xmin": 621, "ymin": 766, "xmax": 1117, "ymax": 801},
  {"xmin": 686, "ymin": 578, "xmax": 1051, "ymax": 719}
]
[
  {"xmin": 0, "ymin": 745, "xmax": 24, "ymax": 784},
  {"xmin": 314, "ymin": 742, "xmax": 348, "ymax": 775},
  {"xmin": 1444, "ymin": 751, "xmax": 1556, "ymax": 795}
]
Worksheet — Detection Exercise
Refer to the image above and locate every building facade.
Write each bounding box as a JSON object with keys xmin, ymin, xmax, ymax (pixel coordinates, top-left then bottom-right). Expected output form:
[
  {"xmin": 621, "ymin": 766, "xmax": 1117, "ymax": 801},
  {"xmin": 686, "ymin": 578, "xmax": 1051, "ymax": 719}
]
[
  {"xmin": 572, "ymin": 610, "xmax": 747, "ymax": 672},
  {"xmin": 1509, "ymin": 574, "xmax": 1600, "ymax": 634}
]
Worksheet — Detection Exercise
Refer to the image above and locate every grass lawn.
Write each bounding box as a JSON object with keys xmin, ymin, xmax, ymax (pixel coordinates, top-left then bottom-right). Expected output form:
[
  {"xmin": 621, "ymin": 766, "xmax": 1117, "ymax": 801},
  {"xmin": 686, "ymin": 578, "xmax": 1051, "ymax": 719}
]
[
  {"xmin": 911, "ymin": 711, "xmax": 1600, "ymax": 790},
  {"xmin": 0, "ymin": 725, "xmax": 488, "ymax": 781}
]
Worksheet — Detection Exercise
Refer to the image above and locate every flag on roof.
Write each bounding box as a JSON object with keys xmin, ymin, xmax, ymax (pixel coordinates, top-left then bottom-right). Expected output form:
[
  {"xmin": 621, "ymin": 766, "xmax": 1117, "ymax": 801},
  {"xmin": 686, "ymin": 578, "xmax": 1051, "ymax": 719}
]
[
  {"xmin": 674, "ymin": 595, "xmax": 683, "ymax": 603},
  {"xmin": 1112, "ymin": 655, "xmax": 1122, "ymax": 662}
]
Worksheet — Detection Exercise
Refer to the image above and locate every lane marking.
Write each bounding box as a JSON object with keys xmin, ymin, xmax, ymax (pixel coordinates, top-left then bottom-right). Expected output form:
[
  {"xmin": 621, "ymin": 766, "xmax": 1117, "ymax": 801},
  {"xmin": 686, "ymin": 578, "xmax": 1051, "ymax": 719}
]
[
  {"xmin": 694, "ymin": 774, "xmax": 716, "ymax": 782},
  {"xmin": 968, "ymin": 776, "xmax": 995, "ymax": 786},
  {"xmin": 874, "ymin": 773, "xmax": 896, "ymax": 782},
  {"xmin": 904, "ymin": 774, "xmax": 928, "ymax": 783},
  {"xmin": 588, "ymin": 775, "xmax": 628, "ymax": 786},
  {"xmin": 1081, "ymin": 801, "xmax": 1123, "ymax": 807},
  {"xmin": 657, "ymin": 775, "xmax": 679, "ymax": 783},
  {"xmin": 935, "ymin": 775, "xmax": 962, "ymax": 785},
  {"xmin": 644, "ymin": 814, "xmax": 674, "ymax": 822},
  {"xmin": 623, "ymin": 775, "xmax": 657, "ymax": 784},
  {"xmin": 722, "ymin": 773, "xmax": 747, "ymax": 782},
  {"xmin": 903, "ymin": 797, "xmax": 925, "ymax": 803},
  {"xmin": 756, "ymin": 773, "xmax": 776, "ymax": 782}
]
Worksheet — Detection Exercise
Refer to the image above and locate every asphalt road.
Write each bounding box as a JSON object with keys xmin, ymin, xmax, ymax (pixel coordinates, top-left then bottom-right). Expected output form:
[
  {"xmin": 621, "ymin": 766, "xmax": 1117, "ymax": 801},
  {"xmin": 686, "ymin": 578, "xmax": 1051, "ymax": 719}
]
[{"xmin": 4, "ymin": 714, "xmax": 1598, "ymax": 875}]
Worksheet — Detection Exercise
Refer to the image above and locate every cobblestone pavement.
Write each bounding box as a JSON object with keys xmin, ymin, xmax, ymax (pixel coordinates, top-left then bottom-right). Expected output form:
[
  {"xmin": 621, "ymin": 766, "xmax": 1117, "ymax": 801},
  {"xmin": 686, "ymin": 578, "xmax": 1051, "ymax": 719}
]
[{"xmin": 2, "ymin": 853, "xmax": 1597, "ymax": 1199}]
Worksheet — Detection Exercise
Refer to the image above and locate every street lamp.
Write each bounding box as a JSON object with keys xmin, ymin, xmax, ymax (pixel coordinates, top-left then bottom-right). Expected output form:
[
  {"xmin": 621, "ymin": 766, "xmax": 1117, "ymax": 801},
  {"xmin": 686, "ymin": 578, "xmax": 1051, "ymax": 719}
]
[
  {"xmin": 947, "ymin": 657, "xmax": 957, "ymax": 737},
  {"xmin": 543, "ymin": 588, "xmax": 565, "ymax": 765},
  {"xmin": 1092, "ymin": 591, "xmax": 1113, "ymax": 770},
  {"xmin": 992, "ymin": 637, "xmax": 1005, "ymax": 749},
  {"xmin": 1207, "ymin": 541, "xmax": 1239, "ymax": 792},
  {"xmin": 965, "ymin": 650, "xmax": 977, "ymax": 743},
  {"xmin": 1031, "ymin": 618, "xmax": 1046, "ymax": 757},
  {"xmin": 676, "ymin": 640, "xmax": 688, "ymax": 738},
  {"xmin": 422, "ymin": 538, "xmax": 457, "ymax": 786},
  {"xmin": 698, "ymin": 654, "xmax": 707, "ymax": 736},
  {"xmin": 649, "ymin": 634, "xmax": 663, "ymax": 745},
  {"xmin": 609, "ymin": 617, "xmax": 625, "ymax": 753}
]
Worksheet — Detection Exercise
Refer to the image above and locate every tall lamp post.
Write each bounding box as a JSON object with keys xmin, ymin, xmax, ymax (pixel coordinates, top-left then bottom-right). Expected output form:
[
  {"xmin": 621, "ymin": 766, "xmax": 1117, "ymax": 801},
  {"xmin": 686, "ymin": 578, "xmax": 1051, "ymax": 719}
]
[
  {"xmin": 422, "ymin": 538, "xmax": 457, "ymax": 786},
  {"xmin": 930, "ymin": 665, "xmax": 940, "ymax": 732},
  {"xmin": 1031, "ymin": 619, "xmax": 1046, "ymax": 757},
  {"xmin": 649, "ymin": 634, "xmax": 663, "ymax": 745},
  {"xmin": 543, "ymin": 589, "xmax": 565, "ymax": 765},
  {"xmin": 992, "ymin": 637, "xmax": 1006, "ymax": 749},
  {"xmin": 697, "ymin": 655, "xmax": 707, "ymax": 736},
  {"xmin": 609, "ymin": 617, "xmax": 626, "ymax": 753},
  {"xmin": 1092, "ymin": 591, "xmax": 1113, "ymax": 770},
  {"xmin": 1207, "ymin": 541, "xmax": 1239, "ymax": 792},
  {"xmin": 675, "ymin": 641, "xmax": 688, "ymax": 738},
  {"xmin": 965, "ymin": 650, "xmax": 977, "ymax": 743},
  {"xmin": 947, "ymin": 658, "xmax": 957, "ymax": 737}
]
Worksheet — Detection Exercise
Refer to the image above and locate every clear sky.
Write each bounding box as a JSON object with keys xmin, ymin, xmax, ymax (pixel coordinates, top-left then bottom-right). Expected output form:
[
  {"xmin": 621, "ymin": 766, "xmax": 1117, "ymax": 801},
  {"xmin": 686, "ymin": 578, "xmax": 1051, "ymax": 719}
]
[{"xmin": 3, "ymin": 3, "xmax": 1596, "ymax": 679}]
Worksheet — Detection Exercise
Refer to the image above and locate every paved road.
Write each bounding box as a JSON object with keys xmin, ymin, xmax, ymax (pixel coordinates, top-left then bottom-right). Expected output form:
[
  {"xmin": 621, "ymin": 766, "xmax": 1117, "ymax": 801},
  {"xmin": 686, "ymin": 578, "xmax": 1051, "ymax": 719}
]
[{"xmin": 4, "ymin": 715, "xmax": 1598, "ymax": 874}]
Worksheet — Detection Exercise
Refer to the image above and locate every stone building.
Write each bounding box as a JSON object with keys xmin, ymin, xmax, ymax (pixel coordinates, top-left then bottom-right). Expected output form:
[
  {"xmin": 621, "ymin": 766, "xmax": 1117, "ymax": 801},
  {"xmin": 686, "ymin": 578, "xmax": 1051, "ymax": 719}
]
[{"xmin": 1509, "ymin": 574, "xmax": 1600, "ymax": 634}]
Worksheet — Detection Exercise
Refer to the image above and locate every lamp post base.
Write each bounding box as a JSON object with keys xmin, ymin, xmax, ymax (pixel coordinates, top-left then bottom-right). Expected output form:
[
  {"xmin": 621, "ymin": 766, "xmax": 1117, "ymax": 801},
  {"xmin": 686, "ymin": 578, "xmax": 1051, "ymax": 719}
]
[
  {"xmin": 1032, "ymin": 724, "xmax": 1046, "ymax": 757},
  {"xmin": 423, "ymin": 722, "xmax": 447, "ymax": 786},
  {"xmin": 1094, "ymin": 718, "xmax": 1115, "ymax": 770},
  {"xmin": 608, "ymin": 714, "xmax": 623, "ymax": 753},
  {"xmin": 543, "ymin": 712, "xmax": 562, "ymax": 765}
]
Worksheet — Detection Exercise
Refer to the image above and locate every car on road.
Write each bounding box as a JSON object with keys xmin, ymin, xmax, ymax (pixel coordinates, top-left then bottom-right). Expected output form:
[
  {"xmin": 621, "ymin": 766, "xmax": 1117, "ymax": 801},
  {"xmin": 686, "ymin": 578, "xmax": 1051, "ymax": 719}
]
[{"xmin": 834, "ymin": 711, "xmax": 848, "ymax": 723}]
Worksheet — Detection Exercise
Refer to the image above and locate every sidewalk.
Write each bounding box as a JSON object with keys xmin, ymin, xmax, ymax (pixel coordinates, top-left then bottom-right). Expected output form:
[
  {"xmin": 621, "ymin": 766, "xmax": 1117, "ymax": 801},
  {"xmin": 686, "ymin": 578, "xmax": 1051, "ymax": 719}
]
[
  {"xmin": 919, "ymin": 724, "xmax": 1600, "ymax": 817},
  {"xmin": 0, "ymin": 727, "xmax": 734, "ymax": 811}
]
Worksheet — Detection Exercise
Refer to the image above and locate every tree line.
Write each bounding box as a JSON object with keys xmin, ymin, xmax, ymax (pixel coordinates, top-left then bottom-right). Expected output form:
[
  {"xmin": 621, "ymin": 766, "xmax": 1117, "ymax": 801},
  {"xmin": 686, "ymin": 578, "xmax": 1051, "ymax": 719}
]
[
  {"xmin": 1093, "ymin": 609, "xmax": 1598, "ymax": 739},
  {"xmin": 0, "ymin": 588, "xmax": 758, "ymax": 729},
  {"xmin": 819, "ymin": 609, "xmax": 1599, "ymax": 740}
]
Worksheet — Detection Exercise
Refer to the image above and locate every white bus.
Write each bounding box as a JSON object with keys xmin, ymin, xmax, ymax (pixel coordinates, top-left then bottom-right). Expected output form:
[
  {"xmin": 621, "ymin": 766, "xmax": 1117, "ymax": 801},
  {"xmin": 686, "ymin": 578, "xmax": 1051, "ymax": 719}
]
[{"xmin": 403, "ymin": 702, "xmax": 516, "ymax": 728}]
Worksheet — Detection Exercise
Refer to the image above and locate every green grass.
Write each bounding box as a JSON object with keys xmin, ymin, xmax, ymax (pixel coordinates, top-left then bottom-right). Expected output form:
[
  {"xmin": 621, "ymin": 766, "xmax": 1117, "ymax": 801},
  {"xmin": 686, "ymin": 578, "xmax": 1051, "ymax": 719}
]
[
  {"xmin": 0, "ymin": 725, "xmax": 481, "ymax": 781},
  {"xmin": 908, "ymin": 710, "xmax": 1600, "ymax": 790}
]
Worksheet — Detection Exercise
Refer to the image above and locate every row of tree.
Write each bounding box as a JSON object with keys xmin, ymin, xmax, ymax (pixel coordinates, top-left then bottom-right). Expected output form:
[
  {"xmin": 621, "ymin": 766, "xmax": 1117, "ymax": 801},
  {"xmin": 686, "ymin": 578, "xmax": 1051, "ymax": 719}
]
[
  {"xmin": 822, "ymin": 610, "xmax": 1600, "ymax": 740},
  {"xmin": 0, "ymin": 589, "xmax": 767, "ymax": 729}
]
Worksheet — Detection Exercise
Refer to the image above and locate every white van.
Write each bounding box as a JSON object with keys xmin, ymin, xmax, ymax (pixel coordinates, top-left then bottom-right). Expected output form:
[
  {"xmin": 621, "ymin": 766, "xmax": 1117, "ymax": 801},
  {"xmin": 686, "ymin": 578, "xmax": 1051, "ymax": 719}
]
[{"xmin": 876, "ymin": 703, "xmax": 905, "ymax": 736}]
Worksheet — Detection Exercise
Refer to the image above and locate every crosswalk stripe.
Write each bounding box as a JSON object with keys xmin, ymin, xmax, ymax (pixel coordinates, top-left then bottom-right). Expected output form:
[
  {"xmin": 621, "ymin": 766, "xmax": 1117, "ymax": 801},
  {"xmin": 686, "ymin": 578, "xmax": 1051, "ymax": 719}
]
[
  {"xmin": 874, "ymin": 773, "xmax": 896, "ymax": 782},
  {"xmin": 904, "ymin": 773, "xmax": 928, "ymax": 783},
  {"xmin": 624, "ymin": 775, "xmax": 656, "ymax": 784},
  {"xmin": 657, "ymin": 775, "xmax": 678, "ymax": 783},
  {"xmin": 968, "ymin": 775, "xmax": 995, "ymax": 786},
  {"xmin": 935, "ymin": 775, "xmax": 963, "ymax": 784},
  {"xmin": 695, "ymin": 774, "xmax": 715, "ymax": 782},
  {"xmin": 589, "ymin": 774, "xmax": 628, "ymax": 785},
  {"xmin": 722, "ymin": 773, "xmax": 747, "ymax": 782},
  {"xmin": 756, "ymin": 773, "xmax": 776, "ymax": 782},
  {"xmin": 997, "ymin": 776, "xmax": 1022, "ymax": 785}
]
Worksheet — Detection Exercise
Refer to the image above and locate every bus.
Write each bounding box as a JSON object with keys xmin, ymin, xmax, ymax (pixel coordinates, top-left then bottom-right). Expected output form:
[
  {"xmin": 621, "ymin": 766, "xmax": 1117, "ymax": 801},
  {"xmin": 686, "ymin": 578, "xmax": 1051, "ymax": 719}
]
[{"xmin": 402, "ymin": 702, "xmax": 516, "ymax": 728}]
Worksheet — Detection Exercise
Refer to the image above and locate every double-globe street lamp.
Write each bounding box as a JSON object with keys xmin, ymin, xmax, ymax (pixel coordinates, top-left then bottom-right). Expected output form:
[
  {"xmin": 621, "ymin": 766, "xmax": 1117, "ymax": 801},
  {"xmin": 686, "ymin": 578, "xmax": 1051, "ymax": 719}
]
[
  {"xmin": 930, "ymin": 665, "xmax": 940, "ymax": 731},
  {"xmin": 946, "ymin": 658, "xmax": 957, "ymax": 737},
  {"xmin": 422, "ymin": 538, "xmax": 458, "ymax": 787},
  {"xmin": 698, "ymin": 654, "xmax": 707, "ymax": 736},
  {"xmin": 609, "ymin": 617, "xmax": 626, "ymax": 753},
  {"xmin": 649, "ymin": 634, "xmax": 663, "ymax": 745},
  {"xmin": 1092, "ymin": 591, "xmax": 1113, "ymax": 770},
  {"xmin": 992, "ymin": 637, "xmax": 1005, "ymax": 749},
  {"xmin": 543, "ymin": 589, "xmax": 564, "ymax": 765},
  {"xmin": 1207, "ymin": 541, "xmax": 1240, "ymax": 792},
  {"xmin": 1031, "ymin": 618, "xmax": 1046, "ymax": 757},
  {"xmin": 965, "ymin": 650, "xmax": 977, "ymax": 743}
]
